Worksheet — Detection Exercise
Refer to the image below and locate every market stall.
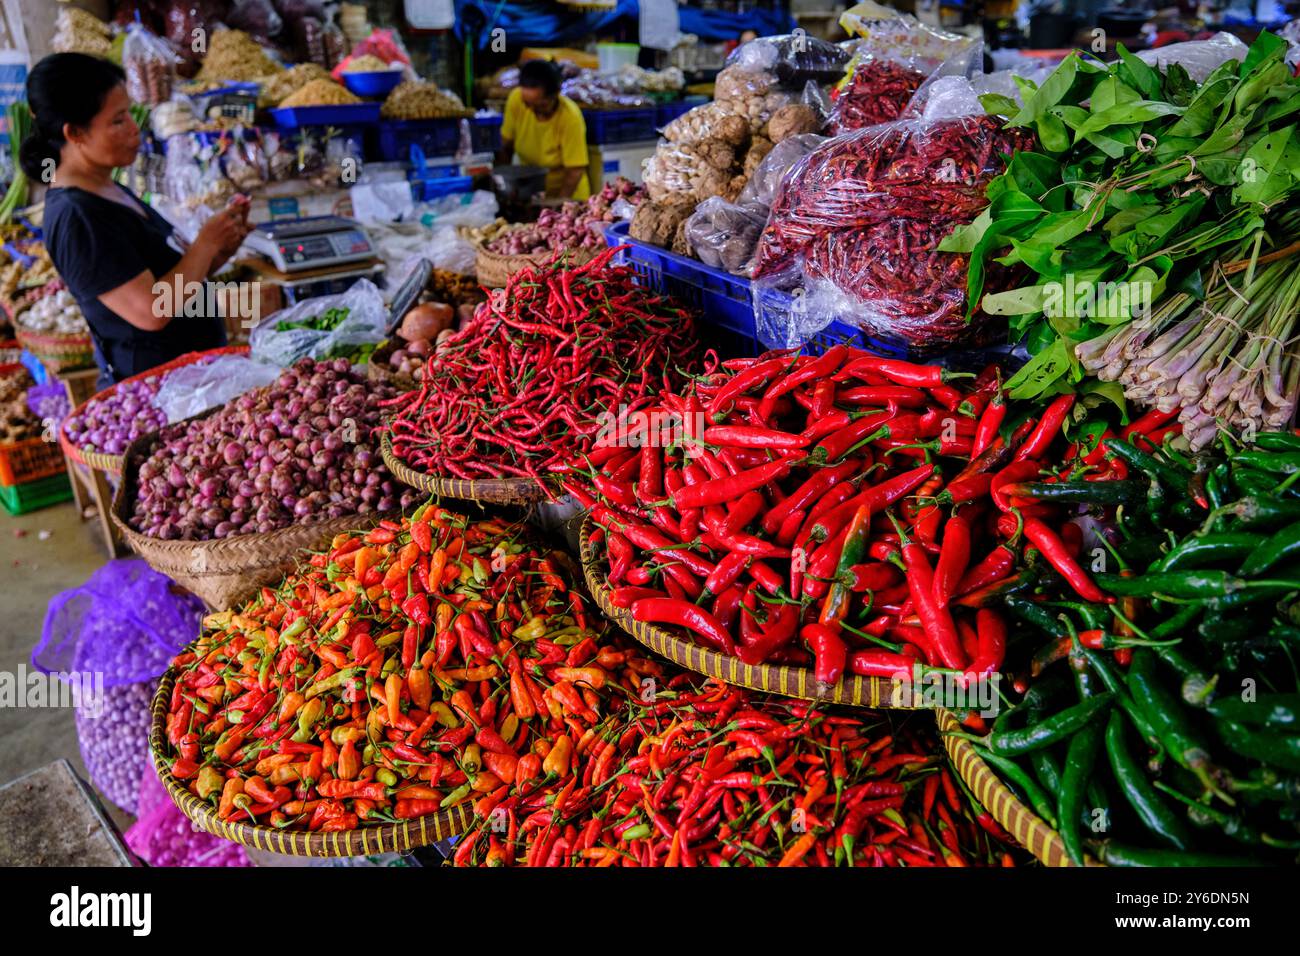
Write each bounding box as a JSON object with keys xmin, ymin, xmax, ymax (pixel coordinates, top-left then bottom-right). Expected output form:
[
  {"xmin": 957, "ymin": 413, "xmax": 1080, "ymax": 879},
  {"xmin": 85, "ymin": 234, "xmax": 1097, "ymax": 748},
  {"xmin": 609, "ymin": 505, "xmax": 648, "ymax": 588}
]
[{"xmin": 2, "ymin": 2, "xmax": 1299, "ymax": 882}]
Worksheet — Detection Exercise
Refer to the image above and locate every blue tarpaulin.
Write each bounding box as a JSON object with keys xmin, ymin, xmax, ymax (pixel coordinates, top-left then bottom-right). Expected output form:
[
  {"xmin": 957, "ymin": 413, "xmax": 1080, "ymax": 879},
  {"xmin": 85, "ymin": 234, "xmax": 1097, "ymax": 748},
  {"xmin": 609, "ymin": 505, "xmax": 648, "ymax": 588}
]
[{"xmin": 454, "ymin": 1, "xmax": 794, "ymax": 48}]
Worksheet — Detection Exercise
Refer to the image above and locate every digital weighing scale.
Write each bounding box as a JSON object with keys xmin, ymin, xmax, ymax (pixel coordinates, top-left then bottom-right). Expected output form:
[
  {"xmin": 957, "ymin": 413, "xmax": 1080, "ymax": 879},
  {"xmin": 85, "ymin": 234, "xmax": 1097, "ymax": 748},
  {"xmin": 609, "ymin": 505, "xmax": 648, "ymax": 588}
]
[{"xmin": 245, "ymin": 215, "xmax": 376, "ymax": 273}]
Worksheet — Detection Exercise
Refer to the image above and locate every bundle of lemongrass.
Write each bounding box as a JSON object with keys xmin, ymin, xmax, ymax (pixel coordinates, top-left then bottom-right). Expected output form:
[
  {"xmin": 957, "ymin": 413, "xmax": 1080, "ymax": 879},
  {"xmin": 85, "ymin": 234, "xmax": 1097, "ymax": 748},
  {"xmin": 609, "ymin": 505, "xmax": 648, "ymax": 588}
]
[{"xmin": 1077, "ymin": 222, "xmax": 1300, "ymax": 449}]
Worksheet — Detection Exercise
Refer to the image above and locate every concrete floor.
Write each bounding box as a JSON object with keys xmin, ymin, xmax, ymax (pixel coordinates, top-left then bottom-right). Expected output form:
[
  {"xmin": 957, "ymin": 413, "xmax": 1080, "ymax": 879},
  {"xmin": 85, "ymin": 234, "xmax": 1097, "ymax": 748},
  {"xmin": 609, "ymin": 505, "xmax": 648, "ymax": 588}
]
[{"xmin": 0, "ymin": 498, "xmax": 133, "ymax": 832}]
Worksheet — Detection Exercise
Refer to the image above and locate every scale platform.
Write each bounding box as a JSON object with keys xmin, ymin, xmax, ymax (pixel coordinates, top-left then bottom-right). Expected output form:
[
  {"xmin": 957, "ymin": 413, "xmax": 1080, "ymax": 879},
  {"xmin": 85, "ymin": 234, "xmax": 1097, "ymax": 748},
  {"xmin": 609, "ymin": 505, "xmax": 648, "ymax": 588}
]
[{"xmin": 245, "ymin": 215, "xmax": 376, "ymax": 273}]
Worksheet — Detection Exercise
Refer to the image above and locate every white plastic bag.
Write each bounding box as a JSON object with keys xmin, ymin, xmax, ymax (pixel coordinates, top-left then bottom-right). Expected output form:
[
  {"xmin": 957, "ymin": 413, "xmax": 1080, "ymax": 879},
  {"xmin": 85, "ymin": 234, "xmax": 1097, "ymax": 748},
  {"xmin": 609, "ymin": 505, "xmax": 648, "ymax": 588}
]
[
  {"xmin": 123, "ymin": 24, "xmax": 178, "ymax": 106},
  {"xmin": 154, "ymin": 355, "xmax": 282, "ymax": 423},
  {"xmin": 249, "ymin": 279, "xmax": 388, "ymax": 367}
]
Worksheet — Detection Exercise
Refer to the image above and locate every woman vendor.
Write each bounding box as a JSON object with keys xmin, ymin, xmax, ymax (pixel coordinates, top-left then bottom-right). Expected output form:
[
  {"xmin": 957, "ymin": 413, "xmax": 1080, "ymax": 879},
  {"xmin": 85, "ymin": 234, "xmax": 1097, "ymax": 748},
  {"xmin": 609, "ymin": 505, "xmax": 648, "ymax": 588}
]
[
  {"xmin": 22, "ymin": 53, "xmax": 253, "ymax": 388},
  {"xmin": 496, "ymin": 59, "xmax": 592, "ymax": 200}
]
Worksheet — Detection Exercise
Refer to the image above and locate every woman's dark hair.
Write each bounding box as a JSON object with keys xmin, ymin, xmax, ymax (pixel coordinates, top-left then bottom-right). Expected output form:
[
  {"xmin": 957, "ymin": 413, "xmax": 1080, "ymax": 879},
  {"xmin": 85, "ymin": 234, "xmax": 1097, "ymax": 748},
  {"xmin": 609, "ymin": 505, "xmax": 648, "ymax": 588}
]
[
  {"xmin": 20, "ymin": 53, "xmax": 126, "ymax": 181},
  {"xmin": 518, "ymin": 59, "xmax": 561, "ymax": 97}
]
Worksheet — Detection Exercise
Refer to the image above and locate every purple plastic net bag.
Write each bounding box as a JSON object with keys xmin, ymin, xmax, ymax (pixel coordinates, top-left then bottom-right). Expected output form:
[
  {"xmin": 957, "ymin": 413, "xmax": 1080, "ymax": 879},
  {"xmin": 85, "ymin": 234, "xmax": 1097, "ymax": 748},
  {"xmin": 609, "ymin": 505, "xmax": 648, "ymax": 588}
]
[
  {"xmin": 33, "ymin": 560, "xmax": 205, "ymax": 814},
  {"xmin": 126, "ymin": 768, "xmax": 251, "ymax": 867}
]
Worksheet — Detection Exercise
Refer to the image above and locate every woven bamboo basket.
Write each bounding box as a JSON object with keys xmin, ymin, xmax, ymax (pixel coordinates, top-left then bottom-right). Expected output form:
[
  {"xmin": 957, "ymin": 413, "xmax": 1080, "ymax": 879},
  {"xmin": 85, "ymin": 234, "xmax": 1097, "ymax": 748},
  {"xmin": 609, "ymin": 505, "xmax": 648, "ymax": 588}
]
[
  {"xmin": 149, "ymin": 670, "xmax": 472, "ymax": 856},
  {"xmin": 365, "ymin": 341, "xmax": 417, "ymax": 391},
  {"xmin": 15, "ymin": 324, "xmax": 94, "ymax": 372},
  {"xmin": 59, "ymin": 345, "xmax": 251, "ymax": 476},
  {"xmin": 380, "ymin": 432, "xmax": 549, "ymax": 505},
  {"xmin": 111, "ymin": 426, "xmax": 397, "ymax": 610},
  {"xmin": 937, "ymin": 707, "xmax": 1100, "ymax": 867},
  {"xmin": 475, "ymin": 243, "xmax": 600, "ymax": 289},
  {"xmin": 580, "ymin": 517, "xmax": 920, "ymax": 708}
]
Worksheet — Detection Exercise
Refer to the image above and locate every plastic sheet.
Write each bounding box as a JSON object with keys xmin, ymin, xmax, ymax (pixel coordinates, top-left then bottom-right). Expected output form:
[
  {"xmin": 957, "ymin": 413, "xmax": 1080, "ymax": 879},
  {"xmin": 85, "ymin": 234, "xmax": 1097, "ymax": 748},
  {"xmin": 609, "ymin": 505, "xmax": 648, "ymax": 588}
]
[
  {"xmin": 643, "ymin": 139, "xmax": 743, "ymax": 203},
  {"xmin": 839, "ymin": 2, "xmax": 976, "ymax": 71},
  {"xmin": 154, "ymin": 354, "xmax": 282, "ymax": 423},
  {"xmin": 684, "ymin": 197, "xmax": 768, "ymax": 276},
  {"xmin": 33, "ymin": 559, "xmax": 206, "ymax": 813},
  {"xmin": 250, "ymin": 279, "xmax": 389, "ymax": 367}
]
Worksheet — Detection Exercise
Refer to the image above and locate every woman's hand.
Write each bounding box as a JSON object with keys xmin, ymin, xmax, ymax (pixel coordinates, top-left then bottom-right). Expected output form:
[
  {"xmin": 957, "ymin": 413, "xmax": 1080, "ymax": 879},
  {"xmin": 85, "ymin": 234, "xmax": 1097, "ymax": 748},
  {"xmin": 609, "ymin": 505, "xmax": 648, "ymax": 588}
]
[{"xmin": 196, "ymin": 201, "xmax": 253, "ymax": 266}]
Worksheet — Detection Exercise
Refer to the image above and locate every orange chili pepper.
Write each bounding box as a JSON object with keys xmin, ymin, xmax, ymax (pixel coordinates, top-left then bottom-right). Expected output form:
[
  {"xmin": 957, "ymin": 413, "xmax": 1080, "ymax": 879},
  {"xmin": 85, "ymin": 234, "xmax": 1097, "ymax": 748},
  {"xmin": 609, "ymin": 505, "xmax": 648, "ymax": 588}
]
[{"xmin": 778, "ymin": 831, "xmax": 817, "ymax": 867}]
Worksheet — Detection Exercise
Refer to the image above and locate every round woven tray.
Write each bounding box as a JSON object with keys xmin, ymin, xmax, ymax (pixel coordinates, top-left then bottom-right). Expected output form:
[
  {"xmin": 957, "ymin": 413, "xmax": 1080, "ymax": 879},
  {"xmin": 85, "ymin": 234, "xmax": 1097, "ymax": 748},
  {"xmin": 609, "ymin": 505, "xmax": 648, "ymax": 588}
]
[
  {"xmin": 149, "ymin": 670, "xmax": 473, "ymax": 856},
  {"xmin": 579, "ymin": 517, "xmax": 919, "ymax": 708},
  {"xmin": 475, "ymin": 243, "xmax": 599, "ymax": 289},
  {"xmin": 111, "ymin": 423, "xmax": 398, "ymax": 610},
  {"xmin": 936, "ymin": 707, "xmax": 1100, "ymax": 867},
  {"xmin": 380, "ymin": 431, "xmax": 550, "ymax": 505},
  {"xmin": 15, "ymin": 323, "xmax": 94, "ymax": 372},
  {"xmin": 59, "ymin": 345, "xmax": 251, "ymax": 476},
  {"xmin": 365, "ymin": 342, "xmax": 417, "ymax": 391}
]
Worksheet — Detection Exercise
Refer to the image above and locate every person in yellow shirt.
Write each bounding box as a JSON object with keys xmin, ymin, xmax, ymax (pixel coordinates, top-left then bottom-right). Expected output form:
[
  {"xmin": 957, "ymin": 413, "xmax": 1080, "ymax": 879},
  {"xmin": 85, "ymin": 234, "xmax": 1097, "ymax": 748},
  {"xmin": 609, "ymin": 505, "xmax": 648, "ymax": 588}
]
[{"xmin": 497, "ymin": 60, "xmax": 590, "ymax": 199}]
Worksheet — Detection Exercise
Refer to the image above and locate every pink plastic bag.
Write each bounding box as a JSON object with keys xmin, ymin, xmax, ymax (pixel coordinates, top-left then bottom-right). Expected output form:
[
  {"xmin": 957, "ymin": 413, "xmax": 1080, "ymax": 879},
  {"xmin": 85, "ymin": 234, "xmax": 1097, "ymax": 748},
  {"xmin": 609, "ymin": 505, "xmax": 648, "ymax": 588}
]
[{"xmin": 125, "ymin": 768, "xmax": 251, "ymax": 867}]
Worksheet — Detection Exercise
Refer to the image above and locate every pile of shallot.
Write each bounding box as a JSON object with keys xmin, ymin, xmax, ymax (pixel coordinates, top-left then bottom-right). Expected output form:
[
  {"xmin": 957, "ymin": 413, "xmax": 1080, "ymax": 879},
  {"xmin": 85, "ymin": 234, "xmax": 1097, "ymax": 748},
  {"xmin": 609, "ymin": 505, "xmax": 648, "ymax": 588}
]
[{"xmin": 130, "ymin": 358, "xmax": 416, "ymax": 540}]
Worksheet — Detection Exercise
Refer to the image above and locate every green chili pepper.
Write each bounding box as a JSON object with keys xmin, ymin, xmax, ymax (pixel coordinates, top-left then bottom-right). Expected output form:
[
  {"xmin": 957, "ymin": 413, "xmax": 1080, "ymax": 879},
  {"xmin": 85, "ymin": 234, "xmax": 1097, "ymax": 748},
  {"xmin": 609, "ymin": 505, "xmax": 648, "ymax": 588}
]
[
  {"xmin": 1238, "ymin": 520, "xmax": 1300, "ymax": 577},
  {"xmin": 1093, "ymin": 841, "xmax": 1265, "ymax": 867},
  {"xmin": 441, "ymin": 782, "xmax": 473, "ymax": 808},
  {"xmin": 1128, "ymin": 649, "xmax": 1229, "ymax": 800},
  {"xmin": 1154, "ymin": 533, "xmax": 1262, "ymax": 572},
  {"xmin": 1003, "ymin": 596, "xmax": 1061, "ymax": 636},
  {"xmin": 1151, "ymin": 604, "xmax": 1202, "ymax": 639},
  {"xmin": 1029, "ymin": 747, "xmax": 1063, "ymax": 796},
  {"xmin": 973, "ymin": 745, "xmax": 1059, "ymax": 827},
  {"xmin": 622, "ymin": 823, "xmax": 652, "ymax": 842},
  {"xmin": 1233, "ymin": 468, "xmax": 1279, "ymax": 498},
  {"xmin": 1232, "ymin": 450, "xmax": 1300, "ymax": 475},
  {"xmin": 1096, "ymin": 570, "xmax": 1293, "ymax": 599},
  {"xmin": 1004, "ymin": 480, "xmax": 1147, "ymax": 505},
  {"xmin": 1252, "ymin": 432, "xmax": 1300, "ymax": 454},
  {"xmin": 279, "ymin": 616, "xmax": 309, "ymax": 644},
  {"xmin": 1105, "ymin": 439, "xmax": 1189, "ymax": 489},
  {"xmin": 1226, "ymin": 495, "xmax": 1300, "ymax": 530},
  {"xmin": 1153, "ymin": 781, "xmax": 1266, "ymax": 847},
  {"xmin": 1058, "ymin": 718, "xmax": 1105, "ymax": 866},
  {"xmin": 1215, "ymin": 720, "xmax": 1300, "ymax": 774},
  {"xmin": 1104, "ymin": 710, "xmax": 1192, "ymax": 850},
  {"xmin": 1206, "ymin": 463, "xmax": 1230, "ymax": 510},
  {"xmin": 986, "ymin": 694, "xmax": 1113, "ymax": 757},
  {"xmin": 1076, "ymin": 645, "xmax": 1166, "ymax": 763}
]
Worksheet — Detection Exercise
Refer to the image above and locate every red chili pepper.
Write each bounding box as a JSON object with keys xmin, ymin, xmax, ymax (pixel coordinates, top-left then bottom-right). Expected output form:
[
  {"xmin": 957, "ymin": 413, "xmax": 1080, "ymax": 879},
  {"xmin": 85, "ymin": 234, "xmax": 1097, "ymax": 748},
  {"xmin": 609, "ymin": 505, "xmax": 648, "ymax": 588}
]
[
  {"xmin": 1014, "ymin": 394, "xmax": 1074, "ymax": 462},
  {"xmin": 631, "ymin": 597, "xmax": 735, "ymax": 655},
  {"xmin": 1023, "ymin": 518, "xmax": 1113, "ymax": 604},
  {"xmin": 931, "ymin": 514, "xmax": 970, "ymax": 608}
]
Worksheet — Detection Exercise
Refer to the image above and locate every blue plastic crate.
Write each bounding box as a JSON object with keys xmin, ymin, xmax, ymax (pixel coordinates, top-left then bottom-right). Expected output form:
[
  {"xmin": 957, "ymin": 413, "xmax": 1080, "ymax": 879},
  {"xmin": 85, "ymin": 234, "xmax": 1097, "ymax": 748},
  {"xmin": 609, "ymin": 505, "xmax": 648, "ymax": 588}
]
[
  {"xmin": 269, "ymin": 103, "xmax": 382, "ymax": 129},
  {"xmin": 655, "ymin": 97, "xmax": 705, "ymax": 129},
  {"xmin": 604, "ymin": 222, "xmax": 909, "ymax": 359},
  {"xmin": 375, "ymin": 118, "xmax": 462, "ymax": 161},
  {"xmin": 411, "ymin": 175, "xmax": 473, "ymax": 201},
  {"xmin": 584, "ymin": 108, "xmax": 658, "ymax": 146}
]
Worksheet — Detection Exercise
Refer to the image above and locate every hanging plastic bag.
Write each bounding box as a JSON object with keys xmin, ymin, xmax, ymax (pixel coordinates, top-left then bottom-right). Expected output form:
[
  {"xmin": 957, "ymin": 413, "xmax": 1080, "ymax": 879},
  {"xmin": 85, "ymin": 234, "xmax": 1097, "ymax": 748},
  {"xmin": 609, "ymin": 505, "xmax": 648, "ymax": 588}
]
[
  {"xmin": 125, "ymin": 769, "xmax": 252, "ymax": 867},
  {"xmin": 32, "ymin": 559, "xmax": 206, "ymax": 814},
  {"xmin": 839, "ymin": 2, "xmax": 976, "ymax": 69},
  {"xmin": 154, "ymin": 354, "xmax": 282, "ymax": 422},
  {"xmin": 124, "ymin": 24, "xmax": 179, "ymax": 106},
  {"xmin": 249, "ymin": 278, "xmax": 389, "ymax": 367}
]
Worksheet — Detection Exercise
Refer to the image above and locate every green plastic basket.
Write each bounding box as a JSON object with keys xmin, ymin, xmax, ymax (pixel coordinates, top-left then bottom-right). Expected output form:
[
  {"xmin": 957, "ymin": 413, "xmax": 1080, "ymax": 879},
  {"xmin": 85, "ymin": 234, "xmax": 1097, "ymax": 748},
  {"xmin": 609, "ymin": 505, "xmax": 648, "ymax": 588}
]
[{"xmin": 0, "ymin": 472, "xmax": 72, "ymax": 516}]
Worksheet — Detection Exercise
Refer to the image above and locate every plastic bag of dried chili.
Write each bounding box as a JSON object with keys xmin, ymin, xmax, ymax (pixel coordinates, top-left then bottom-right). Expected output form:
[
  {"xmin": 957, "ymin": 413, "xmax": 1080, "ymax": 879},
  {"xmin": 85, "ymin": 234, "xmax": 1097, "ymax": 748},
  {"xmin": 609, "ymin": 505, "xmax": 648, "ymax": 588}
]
[
  {"xmin": 753, "ymin": 114, "xmax": 1033, "ymax": 278},
  {"xmin": 751, "ymin": 113, "xmax": 1033, "ymax": 351},
  {"xmin": 827, "ymin": 58, "xmax": 928, "ymax": 135}
]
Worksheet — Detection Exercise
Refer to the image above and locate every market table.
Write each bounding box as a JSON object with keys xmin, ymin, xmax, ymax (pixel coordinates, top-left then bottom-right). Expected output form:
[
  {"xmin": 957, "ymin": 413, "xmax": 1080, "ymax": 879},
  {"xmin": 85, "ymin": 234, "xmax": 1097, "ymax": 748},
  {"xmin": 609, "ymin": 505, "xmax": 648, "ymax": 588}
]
[{"xmin": 0, "ymin": 760, "xmax": 133, "ymax": 867}]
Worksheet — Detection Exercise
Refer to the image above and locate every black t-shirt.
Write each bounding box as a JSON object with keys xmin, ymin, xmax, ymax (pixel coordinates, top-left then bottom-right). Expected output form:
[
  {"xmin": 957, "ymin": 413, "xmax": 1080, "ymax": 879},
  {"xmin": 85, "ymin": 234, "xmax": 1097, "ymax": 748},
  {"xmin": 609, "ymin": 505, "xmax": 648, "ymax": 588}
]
[{"xmin": 43, "ymin": 185, "xmax": 225, "ymax": 383}]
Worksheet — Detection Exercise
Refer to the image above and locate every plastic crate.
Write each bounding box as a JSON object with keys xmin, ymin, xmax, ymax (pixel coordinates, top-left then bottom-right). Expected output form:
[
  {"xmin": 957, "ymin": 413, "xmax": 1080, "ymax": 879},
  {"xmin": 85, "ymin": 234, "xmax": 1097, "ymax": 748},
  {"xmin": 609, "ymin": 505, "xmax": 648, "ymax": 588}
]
[
  {"xmin": 604, "ymin": 222, "xmax": 909, "ymax": 359},
  {"xmin": 584, "ymin": 108, "xmax": 658, "ymax": 145},
  {"xmin": 655, "ymin": 97, "xmax": 704, "ymax": 129},
  {"xmin": 411, "ymin": 175, "xmax": 473, "ymax": 201},
  {"xmin": 0, "ymin": 472, "xmax": 72, "ymax": 515},
  {"xmin": 0, "ymin": 436, "xmax": 65, "ymax": 487},
  {"xmin": 375, "ymin": 118, "xmax": 462, "ymax": 161}
]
